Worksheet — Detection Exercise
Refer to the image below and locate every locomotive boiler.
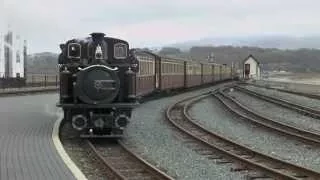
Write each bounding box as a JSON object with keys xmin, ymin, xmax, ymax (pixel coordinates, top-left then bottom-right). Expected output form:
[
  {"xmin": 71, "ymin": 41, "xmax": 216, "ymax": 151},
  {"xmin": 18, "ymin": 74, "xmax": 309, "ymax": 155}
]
[{"xmin": 57, "ymin": 33, "xmax": 139, "ymax": 138}]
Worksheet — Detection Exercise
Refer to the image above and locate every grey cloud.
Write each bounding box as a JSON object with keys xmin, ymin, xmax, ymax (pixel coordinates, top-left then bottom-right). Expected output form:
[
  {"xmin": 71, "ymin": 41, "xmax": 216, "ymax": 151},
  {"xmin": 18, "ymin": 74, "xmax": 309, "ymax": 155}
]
[{"xmin": 2, "ymin": 0, "xmax": 320, "ymax": 53}]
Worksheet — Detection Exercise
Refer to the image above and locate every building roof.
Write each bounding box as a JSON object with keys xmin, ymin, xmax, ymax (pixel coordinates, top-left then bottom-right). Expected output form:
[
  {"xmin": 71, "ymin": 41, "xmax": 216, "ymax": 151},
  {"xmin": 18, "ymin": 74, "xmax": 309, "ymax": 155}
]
[{"xmin": 243, "ymin": 54, "xmax": 260, "ymax": 65}]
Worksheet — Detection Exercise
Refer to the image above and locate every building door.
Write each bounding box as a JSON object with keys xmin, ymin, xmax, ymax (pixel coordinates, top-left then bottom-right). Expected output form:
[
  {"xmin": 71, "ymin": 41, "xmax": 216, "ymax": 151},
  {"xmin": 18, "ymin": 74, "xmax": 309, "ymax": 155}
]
[{"xmin": 244, "ymin": 64, "xmax": 250, "ymax": 79}]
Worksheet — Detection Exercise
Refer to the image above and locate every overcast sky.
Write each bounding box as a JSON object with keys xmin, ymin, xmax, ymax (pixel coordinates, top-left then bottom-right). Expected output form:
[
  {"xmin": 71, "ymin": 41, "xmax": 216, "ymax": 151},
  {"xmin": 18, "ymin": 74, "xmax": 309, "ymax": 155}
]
[{"xmin": 1, "ymin": 0, "xmax": 320, "ymax": 53}]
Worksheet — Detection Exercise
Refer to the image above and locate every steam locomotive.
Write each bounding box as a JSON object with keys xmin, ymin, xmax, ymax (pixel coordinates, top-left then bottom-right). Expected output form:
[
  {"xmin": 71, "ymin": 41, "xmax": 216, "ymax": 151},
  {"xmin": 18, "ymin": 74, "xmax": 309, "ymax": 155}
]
[{"xmin": 57, "ymin": 33, "xmax": 139, "ymax": 138}]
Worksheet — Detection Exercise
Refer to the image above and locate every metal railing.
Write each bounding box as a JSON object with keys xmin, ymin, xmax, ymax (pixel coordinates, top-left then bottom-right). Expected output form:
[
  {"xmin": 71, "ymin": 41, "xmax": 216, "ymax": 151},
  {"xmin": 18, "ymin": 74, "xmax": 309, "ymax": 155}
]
[
  {"xmin": 0, "ymin": 73, "xmax": 59, "ymax": 93},
  {"xmin": 25, "ymin": 73, "xmax": 59, "ymax": 87}
]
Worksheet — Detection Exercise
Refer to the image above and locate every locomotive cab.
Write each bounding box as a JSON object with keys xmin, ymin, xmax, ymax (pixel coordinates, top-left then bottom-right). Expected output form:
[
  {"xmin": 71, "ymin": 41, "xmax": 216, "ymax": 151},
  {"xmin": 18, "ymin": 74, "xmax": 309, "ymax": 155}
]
[{"xmin": 57, "ymin": 33, "xmax": 139, "ymax": 138}]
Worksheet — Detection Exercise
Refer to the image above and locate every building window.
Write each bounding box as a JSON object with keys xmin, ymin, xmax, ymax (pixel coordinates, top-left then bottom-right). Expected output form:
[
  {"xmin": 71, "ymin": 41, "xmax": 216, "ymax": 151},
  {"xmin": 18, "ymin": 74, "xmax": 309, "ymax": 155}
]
[
  {"xmin": 16, "ymin": 52, "xmax": 20, "ymax": 63},
  {"xmin": 16, "ymin": 73, "xmax": 20, "ymax": 78},
  {"xmin": 5, "ymin": 31, "xmax": 13, "ymax": 45}
]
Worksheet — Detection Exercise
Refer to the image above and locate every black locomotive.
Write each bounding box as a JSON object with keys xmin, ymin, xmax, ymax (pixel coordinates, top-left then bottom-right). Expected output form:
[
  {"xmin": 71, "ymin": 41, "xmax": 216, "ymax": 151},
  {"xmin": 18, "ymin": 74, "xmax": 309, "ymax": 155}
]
[{"xmin": 57, "ymin": 33, "xmax": 139, "ymax": 138}]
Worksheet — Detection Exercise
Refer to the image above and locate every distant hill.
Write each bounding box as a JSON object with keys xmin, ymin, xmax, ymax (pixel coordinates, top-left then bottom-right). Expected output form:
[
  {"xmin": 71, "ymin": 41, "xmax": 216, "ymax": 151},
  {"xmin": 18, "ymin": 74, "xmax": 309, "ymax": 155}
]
[
  {"xmin": 27, "ymin": 52, "xmax": 58, "ymax": 74},
  {"xmin": 170, "ymin": 35, "xmax": 320, "ymax": 50},
  {"xmin": 157, "ymin": 45, "xmax": 320, "ymax": 73},
  {"xmin": 26, "ymin": 35, "xmax": 320, "ymax": 75}
]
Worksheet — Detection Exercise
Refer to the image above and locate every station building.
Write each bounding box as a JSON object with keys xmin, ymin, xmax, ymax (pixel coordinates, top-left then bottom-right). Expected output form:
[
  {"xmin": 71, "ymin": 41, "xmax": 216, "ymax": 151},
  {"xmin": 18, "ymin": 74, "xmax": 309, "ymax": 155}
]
[
  {"xmin": 0, "ymin": 24, "xmax": 27, "ymax": 79},
  {"xmin": 242, "ymin": 54, "xmax": 261, "ymax": 80}
]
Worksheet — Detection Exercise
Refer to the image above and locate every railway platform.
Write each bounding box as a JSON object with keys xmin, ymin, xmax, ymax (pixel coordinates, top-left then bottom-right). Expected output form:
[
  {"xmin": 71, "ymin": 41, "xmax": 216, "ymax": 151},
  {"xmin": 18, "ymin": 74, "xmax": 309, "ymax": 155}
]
[{"xmin": 0, "ymin": 93, "xmax": 76, "ymax": 180}]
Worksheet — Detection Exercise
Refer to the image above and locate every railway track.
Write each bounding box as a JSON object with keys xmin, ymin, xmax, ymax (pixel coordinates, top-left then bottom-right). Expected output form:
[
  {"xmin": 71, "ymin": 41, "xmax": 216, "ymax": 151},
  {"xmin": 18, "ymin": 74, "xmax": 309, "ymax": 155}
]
[
  {"xmin": 215, "ymin": 90, "xmax": 320, "ymax": 144},
  {"xmin": 87, "ymin": 139, "xmax": 173, "ymax": 180},
  {"xmin": 166, "ymin": 92, "xmax": 320, "ymax": 180},
  {"xmin": 234, "ymin": 85, "xmax": 320, "ymax": 119},
  {"xmin": 241, "ymin": 82, "xmax": 320, "ymax": 100}
]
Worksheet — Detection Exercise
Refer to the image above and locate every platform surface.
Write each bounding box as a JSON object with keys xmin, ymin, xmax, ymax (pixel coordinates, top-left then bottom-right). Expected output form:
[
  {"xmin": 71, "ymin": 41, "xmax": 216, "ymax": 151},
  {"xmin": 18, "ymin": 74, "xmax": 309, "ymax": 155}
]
[{"xmin": 0, "ymin": 93, "xmax": 75, "ymax": 180}]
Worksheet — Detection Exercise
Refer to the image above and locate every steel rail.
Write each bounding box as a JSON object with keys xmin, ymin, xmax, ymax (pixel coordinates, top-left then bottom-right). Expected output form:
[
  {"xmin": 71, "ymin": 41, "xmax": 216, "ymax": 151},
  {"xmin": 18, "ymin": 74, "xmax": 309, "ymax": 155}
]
[
  {"xmin": 235, "ymin": 85, "xmax": 320, "ymax": 119},
  {"xmin": 166, "ymin": 92, "xmax": 320, "ymax": 180},
  {"xmin": 87, "ymin": 139, "xmax": 174, "ymax": 180},
  {"xmin": 215, "ymin": 90, "xmax": 320, "ymax": 144}
]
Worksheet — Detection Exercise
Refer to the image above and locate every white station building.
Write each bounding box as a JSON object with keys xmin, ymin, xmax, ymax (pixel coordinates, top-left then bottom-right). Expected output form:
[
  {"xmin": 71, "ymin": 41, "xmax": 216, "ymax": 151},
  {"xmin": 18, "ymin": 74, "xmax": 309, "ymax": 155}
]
[
  {"xmin": 0, "ymin": 13, "xmax": 26, "ymax": 78},
  {"xmin": 242, "ymin": 54, "xmax": 261, "ymax": 80}
]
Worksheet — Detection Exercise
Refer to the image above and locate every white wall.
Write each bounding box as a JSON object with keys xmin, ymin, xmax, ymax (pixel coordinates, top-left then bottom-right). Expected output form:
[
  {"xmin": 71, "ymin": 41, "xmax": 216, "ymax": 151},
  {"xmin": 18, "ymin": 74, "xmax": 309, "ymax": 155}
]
[
  {"xmin": 1, "ymin": 28, "xmax": 25, "ymax": 78},
  {"xmin": 243, "ymin": 56, "xmax": 260, "ymax": 79},
  {"xmin": 0, "ymin": 34, "xmax": 4, "ymax": 77},
  {"xmin": 0, "ymin": 4, "xmax": 25, "ymax": 78},
  {"xmin": 0, "ymin": 5, "xmax": 5, "ymax": 77},
  {"xmin": 11, "ymin": 33, "xmax": 24, "ymax": 78}
]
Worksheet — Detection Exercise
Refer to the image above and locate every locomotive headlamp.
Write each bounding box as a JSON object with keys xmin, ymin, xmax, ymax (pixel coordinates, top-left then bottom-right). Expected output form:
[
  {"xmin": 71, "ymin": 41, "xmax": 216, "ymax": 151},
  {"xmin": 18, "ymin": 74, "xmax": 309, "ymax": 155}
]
[
  {"xmin": 115, "ymin": 114, "xmax": 129, "ymax": 128},
  {"xmin": 68, "ymin": 43, "xmax": 81, "ymax": 59},
  {"xmin": 72, "ymin": 114, "xmax": 88, "ymax": 131}
]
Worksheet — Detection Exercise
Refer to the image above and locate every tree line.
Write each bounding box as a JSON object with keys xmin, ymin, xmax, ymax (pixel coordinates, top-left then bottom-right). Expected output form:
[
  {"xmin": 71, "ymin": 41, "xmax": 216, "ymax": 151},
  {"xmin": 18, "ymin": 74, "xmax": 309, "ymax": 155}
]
[
  {"xmin": 26, "ymin": 46, "xmax": 320, "ymax": 74},
  {"xmin": 157, "ymin": 46, "xmax": 320, "ymax": 72}
]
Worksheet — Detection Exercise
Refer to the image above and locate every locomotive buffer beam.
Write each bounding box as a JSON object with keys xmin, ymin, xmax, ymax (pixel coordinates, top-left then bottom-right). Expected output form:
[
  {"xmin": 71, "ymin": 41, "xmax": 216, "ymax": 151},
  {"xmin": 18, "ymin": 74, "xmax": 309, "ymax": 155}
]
[{"xmin": 56, "ymin": 102, "xmax": 139, "ymax": 109}]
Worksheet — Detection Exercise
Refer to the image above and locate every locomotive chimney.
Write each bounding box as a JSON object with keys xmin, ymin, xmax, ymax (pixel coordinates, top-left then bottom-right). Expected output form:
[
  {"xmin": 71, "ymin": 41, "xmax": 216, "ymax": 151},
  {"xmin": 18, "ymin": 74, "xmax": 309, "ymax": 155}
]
[{"xmin": 90, "ymin": 32, "xmax": 105, "ymax": 44}]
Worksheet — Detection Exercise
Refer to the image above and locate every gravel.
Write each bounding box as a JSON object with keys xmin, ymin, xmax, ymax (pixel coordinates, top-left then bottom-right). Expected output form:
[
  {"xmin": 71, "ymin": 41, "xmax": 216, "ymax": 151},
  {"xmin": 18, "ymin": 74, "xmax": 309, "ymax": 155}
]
[
  {"xmin": 190, "ymin": 97, "xmax": 320, "ymax": 172},
  {"xmin": 227, "ymin": 89, "xmax": 320, "ymax": 133},
  {"xmin": 242, "ymin": 84, "xmax": 320, "ymax": 111},
  {"xmin": 60, "ymin": 122, "xmax": 118, "ymax": 180},
  {"xmin": 253, "ymin": 80, "xmax": 320, "ymax": 95},
  {"xmin": 122, "ymin": 83, "xmax": 248, "ymax": 180}
]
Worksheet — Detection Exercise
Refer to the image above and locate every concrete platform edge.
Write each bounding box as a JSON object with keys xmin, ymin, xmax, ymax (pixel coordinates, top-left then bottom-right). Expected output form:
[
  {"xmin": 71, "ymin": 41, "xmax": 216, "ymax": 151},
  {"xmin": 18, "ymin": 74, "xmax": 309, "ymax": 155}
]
[{"xmin": 52, "ymin": 113, "xmax": 88, "ymax": 180}]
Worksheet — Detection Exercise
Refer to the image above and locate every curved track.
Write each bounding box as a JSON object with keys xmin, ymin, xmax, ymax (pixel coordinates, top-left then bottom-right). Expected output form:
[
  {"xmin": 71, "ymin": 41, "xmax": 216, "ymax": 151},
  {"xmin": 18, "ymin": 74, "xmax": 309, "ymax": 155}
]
[
  {"xmin": 215, "ymin": 90, "xmax": 320, "ymax": 144},
  {"xmin": 242, "ymin": 82, "xmax": 320, "ymax": 100},
  {"xmin": 87, "ymin": 139, "xmax": 173, "ymax": 180},
  {"xmin": 166, "ymin": 92, "xmax": 320, "ymax": 180},
  {"xmin": 235, "ymin": 84, "xmax": 320, "ymax": 118}
]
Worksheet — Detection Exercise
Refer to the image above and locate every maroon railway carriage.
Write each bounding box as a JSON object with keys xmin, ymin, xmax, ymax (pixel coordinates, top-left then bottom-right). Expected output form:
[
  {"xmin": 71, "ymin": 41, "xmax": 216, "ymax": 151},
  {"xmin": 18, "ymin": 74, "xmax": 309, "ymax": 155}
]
[
  {"xmin": 134, "ymin": 50, "xmax": 235, "ymax": 98},
  {"xmin": 186, "ymin": 61, "xmax": 202, "ymax": 87},
  {"xmin": 160, "ymin": 57, "xmax": 185, "ymax": 90},
  {"xmin": 201, "ymin": 62, "xmax": 213, "ymax": 84},
  {"xmin": 213, "ymin": 64, "xmax": 221, "ymax": 82},
  {"xmin": 135, "ymin": 51, "xmax": 158, "ymax": 96}
]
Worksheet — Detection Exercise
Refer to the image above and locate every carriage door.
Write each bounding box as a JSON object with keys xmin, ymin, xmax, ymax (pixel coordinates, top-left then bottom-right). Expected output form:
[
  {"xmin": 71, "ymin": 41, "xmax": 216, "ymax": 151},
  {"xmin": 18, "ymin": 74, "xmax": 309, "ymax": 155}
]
[
  {"xmin": 155, "ymin": 57, "xmax": 160, "ymax": 89},
  {"xmin": 244, "ymin": 64, "xmax": 250, "ymax": 79}
]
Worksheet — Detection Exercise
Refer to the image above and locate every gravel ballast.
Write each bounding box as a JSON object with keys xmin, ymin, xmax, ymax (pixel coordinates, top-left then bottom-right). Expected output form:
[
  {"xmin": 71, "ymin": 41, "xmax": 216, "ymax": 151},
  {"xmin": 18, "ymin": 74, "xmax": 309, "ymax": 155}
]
[
  {"xmin": 253, "ymin": 80, "xmax": 320, "ymax": 95},
  {"xmin": 190, "ymin": 97, "xmax": 320, "ymax": 172},
  {"xmin": 60, "ymin": 121, "xmax": 117, "ymax": 180},
  {"xmin": 227, "ymin": 89, "xmax": 320, "ymax": 133},
  {"xmin": 242, "ymin": 84, "xmax": 320, "ymax": 110},
  {"xmin": 122, "ymin": 83, "xmax": 248, "ymax": 180}
]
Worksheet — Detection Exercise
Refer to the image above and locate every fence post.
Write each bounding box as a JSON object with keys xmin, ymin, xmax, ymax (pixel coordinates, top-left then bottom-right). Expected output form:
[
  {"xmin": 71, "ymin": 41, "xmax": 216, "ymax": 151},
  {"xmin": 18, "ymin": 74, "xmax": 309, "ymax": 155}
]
[{"xmin": 44, "ymin": 74, "xmax": 47, "ymax": 87}]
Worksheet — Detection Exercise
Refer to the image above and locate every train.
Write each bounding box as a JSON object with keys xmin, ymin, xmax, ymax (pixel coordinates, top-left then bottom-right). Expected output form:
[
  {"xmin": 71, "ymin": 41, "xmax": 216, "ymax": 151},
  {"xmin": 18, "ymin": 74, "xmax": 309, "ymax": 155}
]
[
  {"xmin": 134, "ymin": 50, "xmax": 235, "ymax": 97},
  {"xmin": 57, "ymin": 33, "xmax": 236, "ymax": 138}
]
